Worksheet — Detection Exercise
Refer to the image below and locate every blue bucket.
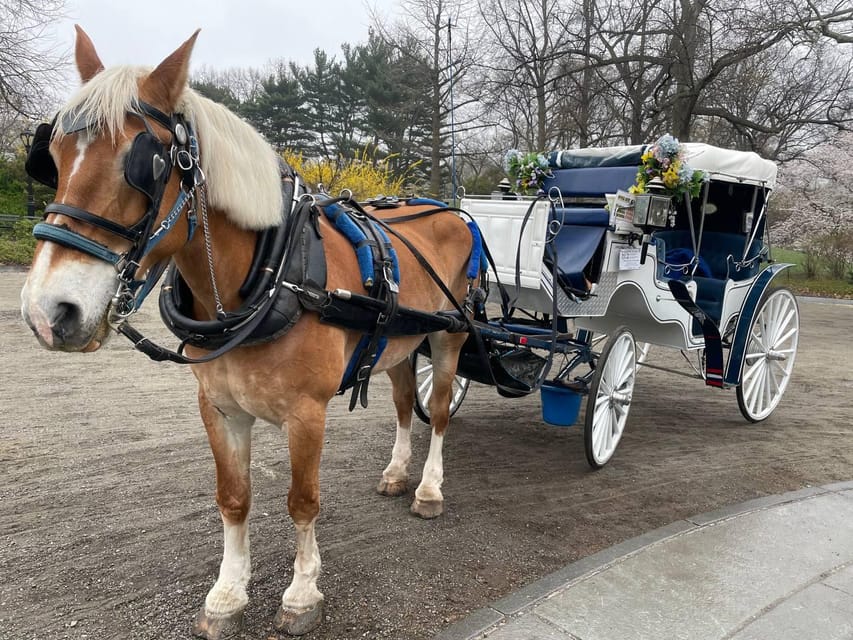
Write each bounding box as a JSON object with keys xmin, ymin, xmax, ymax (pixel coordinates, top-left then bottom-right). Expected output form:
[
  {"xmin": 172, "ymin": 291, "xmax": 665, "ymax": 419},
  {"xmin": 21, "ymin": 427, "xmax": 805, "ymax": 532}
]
[{"xmin": 540, "ymin": 382, "xmax": 582, "ymax": 427}]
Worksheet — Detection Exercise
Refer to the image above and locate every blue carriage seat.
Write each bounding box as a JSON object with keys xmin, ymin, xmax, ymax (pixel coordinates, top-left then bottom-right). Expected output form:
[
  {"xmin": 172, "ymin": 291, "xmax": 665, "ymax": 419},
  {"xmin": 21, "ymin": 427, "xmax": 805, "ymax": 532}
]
[
  {"xmin": 540, "ymin": 164, "xmax": 638, "ymax": 295},
  {"xmin": 652, "ymin": 230, "xmax": 765, "ymax": 327},
  {"xmin": 542, "ymin": 165, "xmax": 638, "ymax": 198},
  {"xmin": 544, "ymin": 207, "xmax": 611, "ymax": 293},
  {"xmin": 652, "ymin": 230, "xmax": 764, "ymax": 282}
]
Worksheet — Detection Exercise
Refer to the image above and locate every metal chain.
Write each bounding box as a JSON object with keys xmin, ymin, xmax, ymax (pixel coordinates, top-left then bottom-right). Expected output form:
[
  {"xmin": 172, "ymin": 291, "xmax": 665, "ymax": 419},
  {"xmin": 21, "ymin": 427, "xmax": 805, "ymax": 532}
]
[{"xmin": 198, "ymin": 183, "xmax": 225, "ymax": 318}]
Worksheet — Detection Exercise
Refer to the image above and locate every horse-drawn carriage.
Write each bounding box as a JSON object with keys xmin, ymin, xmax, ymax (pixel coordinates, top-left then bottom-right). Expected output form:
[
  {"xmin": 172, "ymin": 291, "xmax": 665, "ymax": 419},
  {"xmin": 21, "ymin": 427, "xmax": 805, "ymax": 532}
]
[
  {"xmin": 412, "ymin": 141, "xmax": 798, "ymax": 468},
  {"xmin": 20, "ymin": 28, "xmax": 799, "ymax": 639}
]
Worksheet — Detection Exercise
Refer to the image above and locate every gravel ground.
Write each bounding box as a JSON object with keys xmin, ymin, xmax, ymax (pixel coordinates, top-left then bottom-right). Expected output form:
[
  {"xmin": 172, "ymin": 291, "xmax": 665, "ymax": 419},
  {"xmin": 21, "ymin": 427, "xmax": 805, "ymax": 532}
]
[{"xmin": 2, "ymin": 268, "xmax": 852, "ymax": 640}]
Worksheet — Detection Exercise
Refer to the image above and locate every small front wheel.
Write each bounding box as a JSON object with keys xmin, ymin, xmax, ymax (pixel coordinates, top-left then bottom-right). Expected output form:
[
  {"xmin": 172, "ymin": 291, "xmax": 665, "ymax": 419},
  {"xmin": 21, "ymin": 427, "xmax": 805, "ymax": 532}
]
[
  {"xmin": 584, "ymin": 327, "xmax": 637, "ymax": 469},
  {"xmin": 412, "ymin": 352, "xmax": 471, "ymax": 424},
  {"xmin": 736, "ymin": 287, "xmax": 799, "ymax": 422}
]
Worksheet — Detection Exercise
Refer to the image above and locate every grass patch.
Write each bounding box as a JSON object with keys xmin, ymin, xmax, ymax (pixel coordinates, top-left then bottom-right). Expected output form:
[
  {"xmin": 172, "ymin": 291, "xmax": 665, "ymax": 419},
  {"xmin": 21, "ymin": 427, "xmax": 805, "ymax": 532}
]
[{"xmin": 770, "ymin": 247, "xmax": 853, "ymax": 298}]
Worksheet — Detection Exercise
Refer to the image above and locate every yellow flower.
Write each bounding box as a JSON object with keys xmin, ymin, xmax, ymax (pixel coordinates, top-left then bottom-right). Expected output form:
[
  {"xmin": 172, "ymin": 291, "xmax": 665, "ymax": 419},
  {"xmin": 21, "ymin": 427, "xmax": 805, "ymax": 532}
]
[
  {"xmin": 662, "ymin": 167, "xmax": 679, "ymax": 189},
  {"xmin": 628, "ymin": 184, "xmax": 644, "ymax": 194}
]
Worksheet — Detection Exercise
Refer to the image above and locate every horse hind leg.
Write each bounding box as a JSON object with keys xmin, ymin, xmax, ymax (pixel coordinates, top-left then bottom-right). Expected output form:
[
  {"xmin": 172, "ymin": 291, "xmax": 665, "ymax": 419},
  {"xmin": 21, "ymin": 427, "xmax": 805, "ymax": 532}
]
[
  {"xmin": 192, "ymin": 391, "xmax": 255, "ymax": 640},
  {"xmin": 411, "ymin": 331, "xmax": 467, "ymax": 519},
  {"xmin": 377, "ymin": 358, "xmax": 416, "ymax": 497}
]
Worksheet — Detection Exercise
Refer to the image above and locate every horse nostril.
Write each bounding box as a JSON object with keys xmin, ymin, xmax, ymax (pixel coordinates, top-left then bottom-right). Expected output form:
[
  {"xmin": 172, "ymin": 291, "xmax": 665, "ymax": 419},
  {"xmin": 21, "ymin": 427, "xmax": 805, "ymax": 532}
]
[{"xmin": 52, "ymin": 302, "xmax": 82, "ymax": 342}]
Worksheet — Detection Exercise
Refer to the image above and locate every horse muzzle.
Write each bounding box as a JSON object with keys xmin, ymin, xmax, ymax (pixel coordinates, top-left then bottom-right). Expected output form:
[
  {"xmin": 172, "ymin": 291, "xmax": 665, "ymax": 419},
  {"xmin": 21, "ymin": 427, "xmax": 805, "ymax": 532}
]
[
  {"xmin": 21, "ymin": 251, "xmax": 117, "ymax": 352},
  {"xmin": 22, "ymin": 296, "xmax": 111, "ymax": 352}
]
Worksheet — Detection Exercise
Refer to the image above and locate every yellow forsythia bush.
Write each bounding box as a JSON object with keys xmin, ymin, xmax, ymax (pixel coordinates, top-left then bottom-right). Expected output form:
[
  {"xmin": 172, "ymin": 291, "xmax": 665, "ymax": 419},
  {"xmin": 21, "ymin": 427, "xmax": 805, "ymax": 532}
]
[{"xmin": 283, "ymin": 150, "xmax": 419, "ymax": 201}]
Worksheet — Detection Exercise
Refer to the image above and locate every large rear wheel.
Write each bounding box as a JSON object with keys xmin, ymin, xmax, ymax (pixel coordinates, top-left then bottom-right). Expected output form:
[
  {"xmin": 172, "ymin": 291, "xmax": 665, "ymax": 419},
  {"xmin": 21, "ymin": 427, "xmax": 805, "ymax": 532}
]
[
  {"xmin": 736, "ymin": 287, "xmax": 799, "ymax": 422},
  {"xmin": 584, "ymin": 327, "xmax": 637, "ymax": 469},
  {"xmin": 412, "ymin": 352, "xmax": 471, "ymax": 424}
]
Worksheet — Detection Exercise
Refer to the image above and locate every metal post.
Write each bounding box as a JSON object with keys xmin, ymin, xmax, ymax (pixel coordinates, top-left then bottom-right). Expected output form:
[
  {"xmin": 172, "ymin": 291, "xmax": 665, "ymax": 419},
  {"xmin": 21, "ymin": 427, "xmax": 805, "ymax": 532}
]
[
  {"xmin": 447, "ymin": 18, "xmax": 458, "ymax": 205},
  {"xmin": 19, "ymin": 129, "xmax": 35, "ymax": 217}
]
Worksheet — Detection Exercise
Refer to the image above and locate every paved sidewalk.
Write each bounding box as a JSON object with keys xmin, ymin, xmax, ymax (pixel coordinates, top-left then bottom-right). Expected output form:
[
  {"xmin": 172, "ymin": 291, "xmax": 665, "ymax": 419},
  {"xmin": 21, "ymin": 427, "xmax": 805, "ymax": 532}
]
[{"xmin": 434, "ymin": 481, "xmax": 853, "ymax": 640}]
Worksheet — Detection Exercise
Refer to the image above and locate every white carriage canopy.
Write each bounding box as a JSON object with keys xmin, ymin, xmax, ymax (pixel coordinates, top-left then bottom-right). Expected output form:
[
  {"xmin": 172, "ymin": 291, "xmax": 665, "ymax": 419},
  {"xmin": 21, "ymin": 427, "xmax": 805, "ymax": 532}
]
[{"xmin": 547, "ymin": 143, "xmax": 777, "ymax": 189}]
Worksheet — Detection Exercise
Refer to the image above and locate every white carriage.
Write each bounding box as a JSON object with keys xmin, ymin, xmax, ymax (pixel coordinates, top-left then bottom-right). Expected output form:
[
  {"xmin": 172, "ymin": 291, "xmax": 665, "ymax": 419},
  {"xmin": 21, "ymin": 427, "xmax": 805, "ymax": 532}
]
[{"xmin": 415, "ymin": 143, "xmax": 799, "ymax": 468}]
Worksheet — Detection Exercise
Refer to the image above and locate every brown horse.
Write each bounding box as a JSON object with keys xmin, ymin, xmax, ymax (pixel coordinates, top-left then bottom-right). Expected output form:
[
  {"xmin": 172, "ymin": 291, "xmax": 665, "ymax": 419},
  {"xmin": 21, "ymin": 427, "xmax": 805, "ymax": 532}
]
[{"xmin": 20, "ymin": 27, "xmax": 476, "ymax": 638}]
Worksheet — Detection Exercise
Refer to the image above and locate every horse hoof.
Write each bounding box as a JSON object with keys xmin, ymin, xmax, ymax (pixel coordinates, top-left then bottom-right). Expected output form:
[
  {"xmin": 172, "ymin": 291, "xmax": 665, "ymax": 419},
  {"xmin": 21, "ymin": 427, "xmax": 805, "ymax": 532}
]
[
  {"xmin": 274, "ymin": 600, "xmax": 324, "ymax": 636},
  {"xmin": 192, "ymin": 608, "xmax": 244, "ymax": 639},
  {"xmin": 377, "ymin": 479, "xmax": 408, "ymax": 496},
  {"xmin": 411, "ymin": 498, "xmax": 443, "ymax": 519}
]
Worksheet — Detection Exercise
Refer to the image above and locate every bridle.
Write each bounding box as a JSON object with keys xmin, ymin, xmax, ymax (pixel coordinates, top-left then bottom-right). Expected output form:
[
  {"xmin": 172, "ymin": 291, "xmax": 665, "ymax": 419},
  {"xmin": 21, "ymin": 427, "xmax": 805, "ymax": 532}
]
[{"xmin": 25, "ymin": 100, "xmax": 204, "ymax": 323}]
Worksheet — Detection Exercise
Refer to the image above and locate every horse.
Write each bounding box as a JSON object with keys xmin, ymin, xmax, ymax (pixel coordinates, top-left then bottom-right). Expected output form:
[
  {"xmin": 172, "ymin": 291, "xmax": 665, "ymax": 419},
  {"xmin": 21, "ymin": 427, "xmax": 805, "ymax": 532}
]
[{"xmin": 20, "ymin": 27, "xmax": 479, "ymax": 638}]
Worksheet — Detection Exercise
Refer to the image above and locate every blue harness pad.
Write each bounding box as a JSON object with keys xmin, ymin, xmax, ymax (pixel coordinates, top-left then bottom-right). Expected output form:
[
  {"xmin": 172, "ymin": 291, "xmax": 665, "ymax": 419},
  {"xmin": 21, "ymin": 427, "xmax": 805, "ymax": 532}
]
[
  {"xmin": 323, "ymin": 202, "xmax": 400, "ymax": 288},
  {"xmin": 407, "ymin": 197, "xmax": 448, "ymax": 208},
  {"xmin": 466, "ymin": 221, "xmax": 486, "ymax": 279}
]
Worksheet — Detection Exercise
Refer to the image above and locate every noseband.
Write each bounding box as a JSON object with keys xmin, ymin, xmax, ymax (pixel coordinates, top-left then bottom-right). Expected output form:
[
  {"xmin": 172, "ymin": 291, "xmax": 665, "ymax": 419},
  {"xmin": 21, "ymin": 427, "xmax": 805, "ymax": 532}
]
[{"xmin": 26, "ymin": 100, "xmax": 203, "ymax": 317}]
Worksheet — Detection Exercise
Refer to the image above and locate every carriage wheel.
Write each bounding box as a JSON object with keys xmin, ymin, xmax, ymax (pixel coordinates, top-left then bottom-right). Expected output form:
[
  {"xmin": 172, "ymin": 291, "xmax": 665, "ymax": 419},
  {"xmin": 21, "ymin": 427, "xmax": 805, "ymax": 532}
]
[
  {"xmin": 584, "ymin": 327, "xmax": 637, "ymax": 469},
  {"xmin": 736, "ymin": 287, "xmax": 799, "ymax": 423},
  {"xmin": 412, "ymin": 352, "xmax": 471, "ymax": 424}
]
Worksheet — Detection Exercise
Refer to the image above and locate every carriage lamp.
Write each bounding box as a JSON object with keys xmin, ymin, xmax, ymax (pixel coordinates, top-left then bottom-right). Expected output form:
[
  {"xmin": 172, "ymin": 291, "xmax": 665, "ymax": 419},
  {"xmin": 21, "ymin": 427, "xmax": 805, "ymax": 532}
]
[
  {"xmin": 19, "ymin": 128, "xmax": 36, "ymax": 217},
  {"xmin": 633, "ymin": 177, "xmax": 672, "ymax": 229}
]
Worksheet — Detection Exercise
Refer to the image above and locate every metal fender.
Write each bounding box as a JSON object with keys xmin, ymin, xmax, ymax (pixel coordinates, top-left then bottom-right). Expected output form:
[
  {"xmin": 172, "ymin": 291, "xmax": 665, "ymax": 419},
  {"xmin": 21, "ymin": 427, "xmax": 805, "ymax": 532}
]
[{"xmin": 723, "ymin": 263, "xmax": 793, "ymax": 387}]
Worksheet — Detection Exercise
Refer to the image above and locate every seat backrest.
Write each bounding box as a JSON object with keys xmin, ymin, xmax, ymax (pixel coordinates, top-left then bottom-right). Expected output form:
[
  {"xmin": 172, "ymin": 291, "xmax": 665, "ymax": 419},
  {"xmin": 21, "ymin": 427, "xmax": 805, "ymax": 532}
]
[
  {"xmin": 542, "ymin": 166, "xmax": 637, "ymax": 198},
  {"xmin": 550, "ymin": 207, "xmax": 611, "ymax": 227},
  {"xmin": 652, "ymin": 230, "xmax": 763, "ymax": 281}
]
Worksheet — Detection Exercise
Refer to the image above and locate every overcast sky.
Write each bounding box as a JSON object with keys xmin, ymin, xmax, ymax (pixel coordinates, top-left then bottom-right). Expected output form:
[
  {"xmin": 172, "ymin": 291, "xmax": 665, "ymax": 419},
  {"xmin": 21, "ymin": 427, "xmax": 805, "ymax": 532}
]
[{"xmin": 54, "ymin": 0, "xmax": 402, "ymax": 74}]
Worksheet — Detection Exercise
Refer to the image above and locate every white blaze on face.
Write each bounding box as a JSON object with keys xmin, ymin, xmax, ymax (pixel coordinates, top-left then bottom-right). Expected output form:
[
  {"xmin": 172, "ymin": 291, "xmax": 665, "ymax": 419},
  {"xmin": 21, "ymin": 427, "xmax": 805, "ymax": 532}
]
[
  {"xmin": 20, "ymin": 129, "xmax": 118, "ymax": 349},
  {"xmin": 64, "ymin": 131, "xmax": 93, "ymax": 193}
]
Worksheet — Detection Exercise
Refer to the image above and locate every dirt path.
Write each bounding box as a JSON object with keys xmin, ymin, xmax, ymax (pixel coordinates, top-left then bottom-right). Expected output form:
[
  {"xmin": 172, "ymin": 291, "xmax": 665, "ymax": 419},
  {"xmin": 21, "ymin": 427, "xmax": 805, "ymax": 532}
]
[{"xmin": 2, "ymin": 268, "xmax": 852, "ymax": 640}]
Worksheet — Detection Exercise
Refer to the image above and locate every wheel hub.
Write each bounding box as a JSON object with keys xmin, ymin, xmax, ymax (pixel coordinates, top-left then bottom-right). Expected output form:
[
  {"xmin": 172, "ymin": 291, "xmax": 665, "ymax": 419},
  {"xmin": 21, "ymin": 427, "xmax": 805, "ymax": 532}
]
[{"xmin": 610, "ymin": 390, "xmax": 632, "ymax": 406}]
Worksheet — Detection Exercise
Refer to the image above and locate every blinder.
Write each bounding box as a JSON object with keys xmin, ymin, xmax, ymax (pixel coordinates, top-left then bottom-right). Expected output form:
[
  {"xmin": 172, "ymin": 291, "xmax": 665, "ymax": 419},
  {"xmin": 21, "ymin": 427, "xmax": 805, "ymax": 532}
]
[
  {"xmin": 124, "ymin": 130, "xmax": 171, "ymax": 202},
  {"xmin": 24, "ymin": 121, "xmax": 59, "ymax": 190}
]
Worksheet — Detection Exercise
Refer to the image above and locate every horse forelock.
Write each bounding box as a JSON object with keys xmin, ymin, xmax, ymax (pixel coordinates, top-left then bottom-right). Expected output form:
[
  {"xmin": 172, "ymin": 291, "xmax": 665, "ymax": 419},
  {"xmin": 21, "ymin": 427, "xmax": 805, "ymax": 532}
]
[{"xmin": 55, "ymin": 65, "xmax": 284, "ymax": 231}]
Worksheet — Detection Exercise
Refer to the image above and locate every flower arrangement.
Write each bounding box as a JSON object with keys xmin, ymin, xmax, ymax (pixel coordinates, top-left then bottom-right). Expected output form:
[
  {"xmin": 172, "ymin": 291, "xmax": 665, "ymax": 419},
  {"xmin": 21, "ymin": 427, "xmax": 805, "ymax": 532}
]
[
  {"xmin": 504, "ymin": 149, "xmax": 553, "ymax": 195},
  {"xmin": 629, "ymin": 134, "xmax": 708, "ymax": 200}
]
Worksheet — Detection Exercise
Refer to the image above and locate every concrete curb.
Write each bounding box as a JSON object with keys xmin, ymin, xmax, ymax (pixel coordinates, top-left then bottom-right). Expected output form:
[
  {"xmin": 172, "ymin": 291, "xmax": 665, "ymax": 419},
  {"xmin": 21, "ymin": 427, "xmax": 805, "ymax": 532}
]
[{"xmin": 432, "ymin": 481, "xmax": 853, "ymax": 640}]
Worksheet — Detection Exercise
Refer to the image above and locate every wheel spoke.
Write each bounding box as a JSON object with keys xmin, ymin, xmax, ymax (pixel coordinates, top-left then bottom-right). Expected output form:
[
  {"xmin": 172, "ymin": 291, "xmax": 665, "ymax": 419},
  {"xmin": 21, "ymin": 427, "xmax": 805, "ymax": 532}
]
[
  {"xmin": 774, "ymin": 325, "xmax": 798, "ymax": 348},
  {"xmin": 742, "ymin": 358, "xmax": 763, "ymax": 383},
  {"xmin": 418, "ymin": 371, "xmax": 434, "ymax": 405}
]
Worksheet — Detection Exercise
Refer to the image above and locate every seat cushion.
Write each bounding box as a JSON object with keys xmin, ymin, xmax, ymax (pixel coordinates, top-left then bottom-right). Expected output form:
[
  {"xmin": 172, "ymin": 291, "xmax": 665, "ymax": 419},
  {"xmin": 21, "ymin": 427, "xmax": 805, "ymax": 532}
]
[{"xmin": 544, "ymin": 225, "xmax": 607, "ymax": 293}]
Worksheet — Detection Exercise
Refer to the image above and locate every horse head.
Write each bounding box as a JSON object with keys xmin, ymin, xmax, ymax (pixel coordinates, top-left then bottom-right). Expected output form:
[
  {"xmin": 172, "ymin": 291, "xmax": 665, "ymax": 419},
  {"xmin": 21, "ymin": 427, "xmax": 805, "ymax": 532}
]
[{"xmin": 21, "ymin": 26, "xmax": 200, "ymax": 352}]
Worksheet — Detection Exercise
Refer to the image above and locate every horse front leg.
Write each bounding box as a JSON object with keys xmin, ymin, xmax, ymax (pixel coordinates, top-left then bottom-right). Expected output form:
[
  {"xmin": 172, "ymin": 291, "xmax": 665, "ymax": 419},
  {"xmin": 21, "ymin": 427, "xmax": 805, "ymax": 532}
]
[
  {"xmin": 377, "ymin": 358, "xmax": 416, "ymax": 497},
  {"xmin": 411, "ymin": 332, "xmax": 467, "ymax": 519},
  {"xmin": 274, "ymin": 398, "xmax": 326, "ymax": 636},
  {"xmin": 193, "ymin": 390, "xmax": 255, "ymax": 640}
]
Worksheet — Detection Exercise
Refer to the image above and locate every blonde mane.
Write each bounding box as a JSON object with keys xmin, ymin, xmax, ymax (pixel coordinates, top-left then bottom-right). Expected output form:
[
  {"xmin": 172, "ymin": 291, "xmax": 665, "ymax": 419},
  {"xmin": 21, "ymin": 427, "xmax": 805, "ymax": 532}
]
[{"xmin": 56, "ymin": 66, "xmax": 283, "ymax": 230}]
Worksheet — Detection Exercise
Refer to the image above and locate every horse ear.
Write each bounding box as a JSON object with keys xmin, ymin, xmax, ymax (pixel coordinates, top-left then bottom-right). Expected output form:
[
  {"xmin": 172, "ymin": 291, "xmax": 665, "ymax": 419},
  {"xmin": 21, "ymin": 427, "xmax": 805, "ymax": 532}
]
[
  {"xmin": 143, "ymin": 30, "xmax": 201, "ymax": 110},
  {"xmin": 74, "ymin": 25, "xmax": 104, "ymax": 82}
]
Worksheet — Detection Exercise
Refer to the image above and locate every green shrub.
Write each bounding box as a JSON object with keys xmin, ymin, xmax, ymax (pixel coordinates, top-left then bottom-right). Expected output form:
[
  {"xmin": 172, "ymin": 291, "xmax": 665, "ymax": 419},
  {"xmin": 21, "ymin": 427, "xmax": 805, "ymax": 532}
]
[{"xmin": 0, "ymin": 218, "xmax": 36, "ymax": 264}]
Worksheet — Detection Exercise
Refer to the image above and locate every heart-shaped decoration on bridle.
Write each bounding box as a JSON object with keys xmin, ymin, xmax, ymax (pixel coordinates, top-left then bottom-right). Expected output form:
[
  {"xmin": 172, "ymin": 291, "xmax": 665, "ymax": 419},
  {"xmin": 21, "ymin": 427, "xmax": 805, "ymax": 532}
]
[{"xmin": 152, "ymin": 154, "xmax": 166, "ymax": 181}]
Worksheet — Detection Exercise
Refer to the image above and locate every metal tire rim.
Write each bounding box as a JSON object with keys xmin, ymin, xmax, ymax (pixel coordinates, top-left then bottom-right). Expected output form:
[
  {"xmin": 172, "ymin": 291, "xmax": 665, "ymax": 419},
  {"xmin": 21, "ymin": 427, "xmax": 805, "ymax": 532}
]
[{"xmin": 585, "ymin": 328, "xmax": 637, "ymax": 468}]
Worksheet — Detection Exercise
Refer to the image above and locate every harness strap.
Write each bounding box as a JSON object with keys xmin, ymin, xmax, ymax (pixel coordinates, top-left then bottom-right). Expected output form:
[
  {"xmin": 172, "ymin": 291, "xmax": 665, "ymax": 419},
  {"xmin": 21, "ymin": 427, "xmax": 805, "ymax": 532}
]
[
  {"xmin": 377, "ymin": 201, "xmax": 551, "ymax": 396},
  {"xmin": 32, "ymin": 222, "xmax": 122, "ymax": 265},
  {"xmin": 44, "ymin": 202, "xmax": 145, "ymax": 241},
  {"xmin": 322, "ymin": 198, "xmax": 401, "ymax": 409}
]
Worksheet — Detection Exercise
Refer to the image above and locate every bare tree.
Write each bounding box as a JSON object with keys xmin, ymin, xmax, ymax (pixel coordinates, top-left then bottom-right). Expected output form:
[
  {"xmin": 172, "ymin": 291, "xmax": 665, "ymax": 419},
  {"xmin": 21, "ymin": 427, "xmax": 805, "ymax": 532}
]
[
  {"xmin": 476, "ymin": 0, "xmax": 571, "ymax": 150},
  {"xmin": 374, "ymin": 0, "xmax": 482, "ymax": 198},
  {"xmin": 0, "ymin": 0, "xmax": 67, "ymax": 118}
]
